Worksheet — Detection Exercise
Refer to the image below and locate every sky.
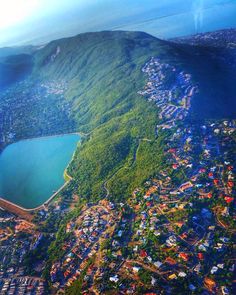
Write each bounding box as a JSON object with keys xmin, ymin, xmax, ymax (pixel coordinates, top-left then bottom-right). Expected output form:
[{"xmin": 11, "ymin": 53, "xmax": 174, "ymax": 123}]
[{"xmin": 0, "ymin": 0, "xmax": 236, "ymax": 47}]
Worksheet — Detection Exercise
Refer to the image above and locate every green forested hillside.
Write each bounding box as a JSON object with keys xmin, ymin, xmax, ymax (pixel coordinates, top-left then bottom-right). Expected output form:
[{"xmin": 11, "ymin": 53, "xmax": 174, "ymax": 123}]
[{"xmin": 32, "ymin": 31, "xmax": 179, "ymax": 200}]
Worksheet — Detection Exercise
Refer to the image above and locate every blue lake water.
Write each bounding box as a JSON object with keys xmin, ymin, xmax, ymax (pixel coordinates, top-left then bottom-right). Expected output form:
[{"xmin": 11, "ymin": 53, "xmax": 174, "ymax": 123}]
[{"xmin": 0, "ymin": 134, "xmax": 80, "ymax": 209}]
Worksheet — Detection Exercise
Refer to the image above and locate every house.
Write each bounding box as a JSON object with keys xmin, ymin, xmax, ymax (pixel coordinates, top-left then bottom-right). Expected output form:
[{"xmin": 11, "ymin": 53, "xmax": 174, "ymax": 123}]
[
  {"xmin": 213, "ymin": 179, "xmax": 219, "ymax": 186},
  {"xmin": 179, "ymin": 253, "xmax": 189, "ymax": 262},
  {"xmin": 165, "ymin": 257, "xmax": 177, "ymax": 265},
  {"xmin": 210, "ymin": 266, "xmax": 218, "ymax": 274},
  {"xmin": 154, "ymin": 261, "xmax": 162, "ymax": 268},
  {"xmin": 109, "ymin": 275, "xmax": 119, "ymax": 283},
  {"xmin": 217, "ymin": 263, "xmax": 224, "ymax": 269},
  {"xmin": 166, "ymin": 235, "xmax": 177, "ymax": 247},
  {"xmin": 140, "ymin": 250, "xmax": 148, "ymax": 258},
  {"xmin": 179, "ymin": 181, "xmax": 193, "ymax": 192},
  {"xmin": 199, "ymin": 244, "xmax": 207, "ymax": 251},
  {"xmin": 151, "ymin": 277, "xmax": 157, "ymax": 286},
  {"xmin": 154, "ymin": 231, "xmax": 160, "ymax": 237},
  {"xmin": 178, "ymin": 271, "xmax": 187, "ymax": 277},
  {"xmin": 168, "ymin": 273, "xmax": 177, "ymax": 280},
  {"xmin": 222, "ymin": 207, "xmax": 229, "ymax": 216},
  {"xmin": 147, "ymin": 256, "xmax": 152, "ymax": 262},
  {"xmin": 194, "ymin": 264, "xmax": 201, "ymax": 273},
  {"xmin": 118, "ymin": 230, "xmax": 123, "ymax": 237},
  {"xmin": 198, "ymin": 253, "xmax": 204, "ymax": 260},
  {"xmin": 132, "ymin": 266, "xmax": 140, "ymax": 273},
  {"xmin": 172, "ymin": 164, "xmax": 179, "ymax": 170},
  {"xmin": 224, "ymin": 196, "xmax": 234, "ymax": 203},
  {"xmin": 204, "ymin": 277, "xmax": 216, "ymax": 291}
]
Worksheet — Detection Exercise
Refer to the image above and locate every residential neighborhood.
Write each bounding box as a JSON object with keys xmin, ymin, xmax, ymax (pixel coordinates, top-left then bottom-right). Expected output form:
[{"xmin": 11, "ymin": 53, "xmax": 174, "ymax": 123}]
[
  {"xmin": 0, "ymin": 55, "xmax": 235, "ymax": 294},
  {"xmin": 0, "ymin": 79, "xmax": 74, "ymax": 152},
  {"xmin": 81, "ymin": 118, "xmax": 235, "ymax": 294},
  {"xmin": 138, "ymin": 57, "xmax": 198, "ymax": 127}
]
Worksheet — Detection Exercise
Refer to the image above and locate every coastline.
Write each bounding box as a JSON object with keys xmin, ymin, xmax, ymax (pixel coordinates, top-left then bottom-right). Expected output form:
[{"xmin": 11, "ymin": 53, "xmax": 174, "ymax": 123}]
[
  {"xmin": 1, "ymin": 131, "xmax": 81, "ymax": 147},
  {"xmin": 0, "ymin": 174, "xmax": 72, "ymax": 213},
  {"xmin": 0, "ymin": 173, "xmax": 73, "ymax": 215},
  {"xmin": 0, "ymin": 132, "xmax": 84, "ymax": 215},
  {"xmin": 0, "ymin": 130, "xmax": 89, "ymax": 153}
]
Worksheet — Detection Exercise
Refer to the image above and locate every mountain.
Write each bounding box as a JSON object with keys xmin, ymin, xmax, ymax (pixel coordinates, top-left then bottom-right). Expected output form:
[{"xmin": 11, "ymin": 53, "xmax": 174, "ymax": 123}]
[
  {"xmin": 0, "ymin": 45, "xmax": 36, "ymax": 59},
  {"xmin": 1, "ymin": 30, "xmax": 236, "ymax": 201},
  {"xmin": 0, "ymin": 29, "xmax": 235, "ymax": 294}
]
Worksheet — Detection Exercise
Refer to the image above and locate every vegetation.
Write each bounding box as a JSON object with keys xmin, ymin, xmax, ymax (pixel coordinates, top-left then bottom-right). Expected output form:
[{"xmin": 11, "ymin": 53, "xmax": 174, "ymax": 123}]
[{"xmin": 32, "ymin": 31, "xmax": 182, "ymax": 201}]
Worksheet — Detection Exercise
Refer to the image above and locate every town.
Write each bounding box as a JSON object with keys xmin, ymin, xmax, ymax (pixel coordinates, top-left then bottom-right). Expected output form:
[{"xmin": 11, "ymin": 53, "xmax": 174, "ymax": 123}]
[
  {"xmin": 138, "ymin": 57, "xmax": 198, "ymax": 128},
  {"xmin": 0, "ymin": 56, "xmax": 235, "ymax": 294},
  {"xmin": 0, "ymin": 79, "xmax": 75, "ymax": 152}
]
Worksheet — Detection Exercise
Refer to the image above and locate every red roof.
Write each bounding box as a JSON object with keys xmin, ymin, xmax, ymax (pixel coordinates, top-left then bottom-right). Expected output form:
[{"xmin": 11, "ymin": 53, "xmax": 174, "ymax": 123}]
[
  {"xmin": 140, "ymin": 250, "xmax": 148, "ymax": 258},
  {"xmin": 224, "ymin": 196, "xmax": 234, "ymax": 203},
  {"xmin": 146, "ymin": 201, "xmax": 152, "ymax": 207},
  {"xmin": 198, "ymin": 253, "xmax": 204, "ymax": 260},
  {"xmin": 179, "ymin": 253, "xmax": 189, "ymax": 261},
  {"xmin": 172, "ymin": 164, "xmax": 179, "ymax": 170},
  {"xmin": 165, "ymin": 257, "xmax": 177, "ymax": 265},
  {"xmin": 213, "ymin": 179, "xmax": 219, "ymax": 185},
  {"xmin": 168, "ymin": 148, "xmax": 176, "ymax": 154},
  {"xmin": 181, "ymin": 232, "xmax": 188, "ymax": 239},
  {"xmin": 207, "ymin": 193, "xmax": 212, "ymax": 199}
]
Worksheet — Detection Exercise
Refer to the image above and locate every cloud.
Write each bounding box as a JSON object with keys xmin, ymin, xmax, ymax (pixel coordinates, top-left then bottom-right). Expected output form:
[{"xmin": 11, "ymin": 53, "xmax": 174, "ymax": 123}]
[{"xmin": 193, "ymin": 0, "xmax": 204, "ymax": 32}]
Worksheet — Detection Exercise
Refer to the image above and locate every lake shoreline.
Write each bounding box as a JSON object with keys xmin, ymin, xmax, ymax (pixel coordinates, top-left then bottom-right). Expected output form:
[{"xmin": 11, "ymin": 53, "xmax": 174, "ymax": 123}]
[
  {"xmin": 0, "ymin": 132, "xmax": 84, "ymax": 213},
  {"xmin": 0, "ymin": 172, "xmax": 72, "ymax": 212},
  {"xmin": 0, "ymin": 130, "xmax": 89, "ymax": 154},
  {"xmin": 0, "ymin": 165, "xmax": 73, "ymax": 213}
]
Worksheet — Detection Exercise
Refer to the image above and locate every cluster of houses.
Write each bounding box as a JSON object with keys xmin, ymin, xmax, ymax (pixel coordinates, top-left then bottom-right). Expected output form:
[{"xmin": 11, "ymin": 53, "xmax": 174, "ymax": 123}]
[
  {"xmin": 138, "ymin": 57, "xmax": 198, "ymax": 126},
  {"xmin": 0, "ymin": 79, "xmax": 73, "ymax": 151},
  {"xmin": 0, "ymin": 277, "xmax": 45, "ymax": 295},
  {"xmin": 0, "ymin": 210, "xmax": 44, "ymax": 286},
  {"xmin": 50, "ymin": 202, "xmax": 118, "ymax": 290},
  {"xmin": 40, "ymin": 79, "xmax": 68, "ymax": 96},
  {"xmin": 84, "ymin": 119, "xmax": 235, "ymax": 294}
]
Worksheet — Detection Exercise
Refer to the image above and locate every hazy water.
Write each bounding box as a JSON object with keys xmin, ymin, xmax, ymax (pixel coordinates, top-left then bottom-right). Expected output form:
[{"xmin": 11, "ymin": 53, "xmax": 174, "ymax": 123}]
[
  {"xmin": 0, "ymin": 134, "xmax": 80, "ymax": 209},
  {"xmin": 2, "ymin": 0, "xmax": 236, "ymax": 47}
]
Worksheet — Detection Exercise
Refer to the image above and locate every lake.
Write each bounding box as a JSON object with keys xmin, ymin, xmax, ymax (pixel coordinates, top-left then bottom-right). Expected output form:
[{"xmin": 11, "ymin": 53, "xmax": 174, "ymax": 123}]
[{"xmin": 0, "ymin": 134, "xmax": 80, "ymax": 209}]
